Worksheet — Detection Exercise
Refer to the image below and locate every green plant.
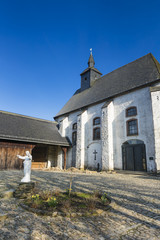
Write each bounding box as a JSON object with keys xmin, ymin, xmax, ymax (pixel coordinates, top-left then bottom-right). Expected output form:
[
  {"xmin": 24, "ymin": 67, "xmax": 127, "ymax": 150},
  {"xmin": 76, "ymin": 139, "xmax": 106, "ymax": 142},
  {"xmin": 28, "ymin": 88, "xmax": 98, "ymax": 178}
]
[
  {"xmin": 39, "ymin": 190, "xmax": 54, "ymax": 201},
  {"xmin": 76, "ymin": 192, "xmax": 91, "ymax": 199},
  {"xmin": 93, "ymin": 190, "xmax": 102, "ymax": 198},
  {"xmin": 47, "ymin": 197, "xmax": 58, "ymax": 207},
  {"xmin": 86, "ymin": 198, "xmax": 96, "ymax": 210},
  {"xmin": 31, "ymin": 194, "xmax": 43, "ymax": 207},
  {"xmin": 32, "ymin": 194, "xmax": 40, "ymax": 200},
  {"xmin": 65, "ymin": 188, "xmax": 72, "ymax": 195},
  {"xmin": 101, "ymin": 193, "xmax": 108, "ymax": 204}
]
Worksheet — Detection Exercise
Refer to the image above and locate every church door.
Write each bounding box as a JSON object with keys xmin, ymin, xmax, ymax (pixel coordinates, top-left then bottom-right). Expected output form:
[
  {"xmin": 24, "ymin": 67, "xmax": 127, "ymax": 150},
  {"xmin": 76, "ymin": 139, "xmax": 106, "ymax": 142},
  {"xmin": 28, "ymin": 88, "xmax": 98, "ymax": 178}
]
[{"xmin": 122, "ymin": 141, "xmax": 147, "ymax": 172}]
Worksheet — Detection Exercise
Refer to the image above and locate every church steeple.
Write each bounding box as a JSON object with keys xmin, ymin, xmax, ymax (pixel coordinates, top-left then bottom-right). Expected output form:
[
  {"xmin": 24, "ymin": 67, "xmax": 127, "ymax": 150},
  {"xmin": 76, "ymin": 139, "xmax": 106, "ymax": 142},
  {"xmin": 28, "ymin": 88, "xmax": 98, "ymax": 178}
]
[
  {"xmin": 80, "ymin": 49, "xmax": 102, "ymax": 91},
  {"xmin": 88, "ymin": 49, "xmax": 95, "ymax": 68}
]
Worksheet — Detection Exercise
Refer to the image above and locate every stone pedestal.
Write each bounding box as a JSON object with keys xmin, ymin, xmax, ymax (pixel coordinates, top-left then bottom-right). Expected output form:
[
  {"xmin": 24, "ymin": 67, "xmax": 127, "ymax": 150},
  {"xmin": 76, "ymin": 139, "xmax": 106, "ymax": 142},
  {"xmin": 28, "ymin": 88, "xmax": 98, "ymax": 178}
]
[{"xmin": 13, "ymin": 182, "xmax": 35, "ymax": 199}]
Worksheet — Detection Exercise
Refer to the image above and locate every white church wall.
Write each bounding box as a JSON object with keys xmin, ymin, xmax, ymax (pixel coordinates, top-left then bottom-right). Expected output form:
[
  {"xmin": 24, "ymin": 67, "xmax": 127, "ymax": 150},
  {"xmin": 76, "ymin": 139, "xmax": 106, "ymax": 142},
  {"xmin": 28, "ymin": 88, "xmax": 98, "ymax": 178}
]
[
  {"xmin": 67, "ymin": 111, "xmax": 80, "ymax": 168},
  {"xmin": 85, "ymin": 102, "xmax": 104, "ymax": 170},
  {"xmin": 150, "ymin": 87, "xmax": 160, "ymax": 171},
  {"xmin": 101, "ymin": 101, "xmax": 114, "ymax": 170},
  {"xmin": 57, "ymin": 111, "xmax": 81, "ymax": 168},
  {"xmin": 113, "ymin": 87, "xmax": 156, "ymax": 172},
  {"xmin": 76, "ymin": 110, "xmax": 88, "ymax": 169}
]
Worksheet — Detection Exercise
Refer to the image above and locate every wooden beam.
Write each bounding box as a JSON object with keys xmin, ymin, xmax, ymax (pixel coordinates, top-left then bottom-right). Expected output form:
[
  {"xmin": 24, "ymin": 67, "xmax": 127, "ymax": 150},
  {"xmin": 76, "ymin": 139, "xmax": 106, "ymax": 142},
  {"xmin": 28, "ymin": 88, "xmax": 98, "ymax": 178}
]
[{"xmin": 62, "ymin": 147, "xmax": 67, "ymax": 170}]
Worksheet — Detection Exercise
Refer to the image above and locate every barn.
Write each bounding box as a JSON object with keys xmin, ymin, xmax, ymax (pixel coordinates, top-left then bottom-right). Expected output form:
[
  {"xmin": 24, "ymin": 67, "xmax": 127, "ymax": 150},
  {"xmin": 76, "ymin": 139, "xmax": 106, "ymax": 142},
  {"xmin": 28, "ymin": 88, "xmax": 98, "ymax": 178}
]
[{"xmin": 0, "ymin": 111, "xmax": 69, "ymax": 170}]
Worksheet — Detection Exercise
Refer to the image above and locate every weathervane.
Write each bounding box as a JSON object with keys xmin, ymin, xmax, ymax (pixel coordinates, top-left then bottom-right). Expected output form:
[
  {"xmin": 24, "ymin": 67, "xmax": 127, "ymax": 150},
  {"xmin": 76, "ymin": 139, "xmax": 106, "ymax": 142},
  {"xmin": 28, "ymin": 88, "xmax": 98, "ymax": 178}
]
[{"xmin": 90, "ymin": 48, "xmax": 92, "ymax": 55}]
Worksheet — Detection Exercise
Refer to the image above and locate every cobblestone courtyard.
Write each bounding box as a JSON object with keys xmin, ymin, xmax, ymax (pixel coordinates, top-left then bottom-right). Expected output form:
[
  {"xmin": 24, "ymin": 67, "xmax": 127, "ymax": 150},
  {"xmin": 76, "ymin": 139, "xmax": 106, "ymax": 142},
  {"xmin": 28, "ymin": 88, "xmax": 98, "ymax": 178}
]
[{"xmin": 0, "ymin": 170, "xmax": 160, "ymax": 240}]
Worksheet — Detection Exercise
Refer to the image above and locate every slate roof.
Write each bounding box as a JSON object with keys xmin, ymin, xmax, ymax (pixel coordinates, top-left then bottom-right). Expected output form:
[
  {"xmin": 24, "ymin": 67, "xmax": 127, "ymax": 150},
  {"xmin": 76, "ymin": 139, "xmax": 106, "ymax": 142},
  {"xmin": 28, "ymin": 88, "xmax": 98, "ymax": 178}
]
[
  {"xmin": 55, "ymin": 53, "xmax": 160, "ymax": 118},
  {"xmin": 80, "ymin": 67, "xmax": 102, "ymax": 75},
  {"xmin": 0, "ymin": 111, "xmax": 69, "ymax": 146}
]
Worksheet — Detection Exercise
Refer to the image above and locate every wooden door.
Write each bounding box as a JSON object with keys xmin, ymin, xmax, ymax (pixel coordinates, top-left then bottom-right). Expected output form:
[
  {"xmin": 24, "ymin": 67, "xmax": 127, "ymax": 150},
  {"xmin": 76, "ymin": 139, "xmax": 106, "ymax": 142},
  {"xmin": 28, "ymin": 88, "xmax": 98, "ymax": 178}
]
[
  {"xmin": 122, "ymin": 144, "xmax": 146, "ymax": 172},
  {"xmin": 134, "ymin": 144, "xmax": 146, "ymax": 171}
]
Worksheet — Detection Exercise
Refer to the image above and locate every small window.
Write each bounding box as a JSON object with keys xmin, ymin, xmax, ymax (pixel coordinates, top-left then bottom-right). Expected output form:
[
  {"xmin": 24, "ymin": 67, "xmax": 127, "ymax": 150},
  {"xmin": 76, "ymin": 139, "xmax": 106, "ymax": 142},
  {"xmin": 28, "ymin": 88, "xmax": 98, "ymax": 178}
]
[
  {"xmin": 127, "ymin": 119, "xmax": 138, "ymax": 136},
  {"xmin": 72, "ymin": 123, "xmax": 77, "ymax": 130},
  {"xmin": 93, "ymin": 127, "xmax": 100, "ymax": 140},
  {"xmin": 93, "ymin": 117, "xmax": 100, "ymax": 125},
  {"xmin": 126, "ymin": 107, "xmax": 137, "ymax": 117},
  {"xmin": 85, "ymin": 77, "xmax": 87, "ymax": 80},
  {"xmin": 72, "ymin": 131, "xmax": 77, "ymax": 145}
]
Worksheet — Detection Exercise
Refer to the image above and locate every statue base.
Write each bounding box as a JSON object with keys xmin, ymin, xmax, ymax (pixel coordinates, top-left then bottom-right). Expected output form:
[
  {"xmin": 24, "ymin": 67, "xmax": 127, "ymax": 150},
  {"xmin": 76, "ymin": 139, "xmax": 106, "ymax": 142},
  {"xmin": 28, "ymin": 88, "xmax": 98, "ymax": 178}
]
[{"xmin": 13, "ymin": 182, "xmax": 35, "ymax": 199}]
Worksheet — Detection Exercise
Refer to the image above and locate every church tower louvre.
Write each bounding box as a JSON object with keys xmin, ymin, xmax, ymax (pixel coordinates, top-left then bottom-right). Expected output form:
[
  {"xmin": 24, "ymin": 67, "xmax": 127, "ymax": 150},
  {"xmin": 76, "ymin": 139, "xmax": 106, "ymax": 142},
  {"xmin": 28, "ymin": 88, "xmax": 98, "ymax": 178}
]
[{"xmin": 80, "ymin": 50, "xmax": 102, "ymax": 91}]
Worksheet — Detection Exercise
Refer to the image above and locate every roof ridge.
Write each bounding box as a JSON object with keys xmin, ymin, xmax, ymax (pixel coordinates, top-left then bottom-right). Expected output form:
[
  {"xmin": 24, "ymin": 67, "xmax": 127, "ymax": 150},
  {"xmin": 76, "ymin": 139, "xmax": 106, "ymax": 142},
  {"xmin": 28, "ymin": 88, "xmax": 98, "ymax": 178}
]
[
  {"xmin": 0, "ymin": 110, "xmax": 56, "ymax": 123},
  {"xmin": 96, "ymin": 53, "xmax": 152, "ymax": 83},
  {"xmin": 80, "ymin": 66, "xmax": 102, "ymax": 75},
  {"xmin": 150, "ymin": 53, "xmax": 160, "ymax": 76},
  {"xmin": 0, "ymin": 134, "xmax": 69, "ymax": 145}
]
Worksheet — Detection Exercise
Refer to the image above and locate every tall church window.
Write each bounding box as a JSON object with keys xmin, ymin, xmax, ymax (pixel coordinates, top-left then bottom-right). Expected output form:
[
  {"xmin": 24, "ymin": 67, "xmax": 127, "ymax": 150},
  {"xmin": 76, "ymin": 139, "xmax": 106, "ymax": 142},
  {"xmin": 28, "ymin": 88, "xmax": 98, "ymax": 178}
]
[
  {"xmin": 73, "ymin": 123, "xmax": 77, "ymax": 130},
  {"xmin": 93, "ymin": 117, "xmax": 101, "ymax": 140},
  {"xmin": 127, "ymin": 119, "xmax": 138, "ymax": 136},
  {"xmin": 93, "ymin": 127, "xmax": 100, "ymax": 140},
  {"xmin": 93, "ymin": 117, "xmax": 100, "ymax": 125},
  {"xmin": 72, "ymin": 131, "xmax": 77, "ymax": 145},
  {"xmin": 72, "ymin": 123, "xmax": 77, "ymax": 145},
  {"xmin": 126, "ymin": 107, "xmax": 137, "ymax": 117}
]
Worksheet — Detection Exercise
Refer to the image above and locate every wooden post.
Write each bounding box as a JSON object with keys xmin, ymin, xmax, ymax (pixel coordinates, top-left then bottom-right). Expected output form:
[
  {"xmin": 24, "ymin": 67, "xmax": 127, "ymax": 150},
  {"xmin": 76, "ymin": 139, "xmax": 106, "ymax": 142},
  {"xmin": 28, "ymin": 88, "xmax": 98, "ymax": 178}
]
[{"xmin": 62, "ymin": 147, "xmax": 67, "ymax": 170}]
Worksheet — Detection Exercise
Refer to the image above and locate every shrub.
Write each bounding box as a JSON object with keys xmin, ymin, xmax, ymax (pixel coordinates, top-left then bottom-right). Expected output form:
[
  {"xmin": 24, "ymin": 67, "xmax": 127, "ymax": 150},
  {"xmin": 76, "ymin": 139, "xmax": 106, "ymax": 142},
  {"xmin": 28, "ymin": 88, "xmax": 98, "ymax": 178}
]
[
  {"xmin": 101, "ymin": 193, "xmax": 108, "ymax": 204},
  {"xmin": 47, "ymin": 197, "xmax": 58, "ymax": 207}
]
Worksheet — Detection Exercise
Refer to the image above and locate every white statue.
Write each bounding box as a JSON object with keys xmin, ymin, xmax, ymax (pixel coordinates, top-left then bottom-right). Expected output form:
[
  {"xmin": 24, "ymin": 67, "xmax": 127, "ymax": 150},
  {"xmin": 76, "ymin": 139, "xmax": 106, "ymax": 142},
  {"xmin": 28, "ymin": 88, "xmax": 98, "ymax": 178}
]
[{"xmin": 17, "ymin": 151, "xmax": 32, "ymax": 183}]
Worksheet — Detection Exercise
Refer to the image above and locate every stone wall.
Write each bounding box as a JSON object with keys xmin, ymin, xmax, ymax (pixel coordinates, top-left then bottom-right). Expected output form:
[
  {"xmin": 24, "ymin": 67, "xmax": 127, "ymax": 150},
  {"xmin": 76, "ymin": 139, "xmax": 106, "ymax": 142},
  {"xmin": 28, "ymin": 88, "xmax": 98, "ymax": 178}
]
[{"xmin": 47, "ymin": 146, "xmax": 58, "ymax": 168}]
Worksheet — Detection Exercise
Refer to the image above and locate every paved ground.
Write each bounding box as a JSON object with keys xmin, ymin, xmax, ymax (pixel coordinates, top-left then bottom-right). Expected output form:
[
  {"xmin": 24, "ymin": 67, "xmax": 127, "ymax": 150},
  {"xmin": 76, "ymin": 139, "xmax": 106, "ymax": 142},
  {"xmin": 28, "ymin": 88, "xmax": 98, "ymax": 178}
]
[{"xmin": 0, "ymin": 170, "xmax": 160, "ymax": 240}]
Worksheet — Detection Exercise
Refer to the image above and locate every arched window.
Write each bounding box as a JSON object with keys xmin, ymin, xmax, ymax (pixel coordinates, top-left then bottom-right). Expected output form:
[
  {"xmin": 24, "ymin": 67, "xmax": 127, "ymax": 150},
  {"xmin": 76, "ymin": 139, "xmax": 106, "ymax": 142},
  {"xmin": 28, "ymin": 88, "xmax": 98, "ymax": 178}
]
[
  {"xmin": 127, "ymin": 119, "xmax": 138, "ymax": 136},
  {"xmin": 72, "ymin": 123, "xmax": 77, "ymax": 130},
  {"xmin": 93, "ymin": 127, "xmax": 100, "ymax": 140},
  {"xmin": 126, "ymin": 107, "xmax": 137, "ymax": 117},
  {"xmin": 93, "ymin": 117, "xmax": 100, "ymax": 125}
]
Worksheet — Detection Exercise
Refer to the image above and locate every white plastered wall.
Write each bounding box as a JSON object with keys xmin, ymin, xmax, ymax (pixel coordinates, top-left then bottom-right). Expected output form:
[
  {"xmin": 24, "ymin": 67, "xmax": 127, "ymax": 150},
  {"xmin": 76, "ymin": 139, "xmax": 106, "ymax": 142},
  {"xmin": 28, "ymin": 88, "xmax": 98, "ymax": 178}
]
[
  {"xmin": 150, "ymin": 87, "xmax": 160, "ymax": 171},
  {"xmin": 85, "ymin": 103, "xmax": 104, "ymax": 170},
  {"xmin": 101, "ymin": 101, "xmax": 114, "ymax": 170},
  {"xmin": 113, "ymin": 87, "xmax": 156, "ymax": 172}
]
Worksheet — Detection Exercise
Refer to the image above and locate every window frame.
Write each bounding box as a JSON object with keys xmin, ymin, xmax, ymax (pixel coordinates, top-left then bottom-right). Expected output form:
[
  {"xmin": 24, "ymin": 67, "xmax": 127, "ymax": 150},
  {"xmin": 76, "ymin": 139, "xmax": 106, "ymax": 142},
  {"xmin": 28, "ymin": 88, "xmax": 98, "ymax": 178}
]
[
  {"xmin": 72, "ymin": 123, "xmax": 77, "ymax": 130},
  {"xmin": 93, "ymin": 117, "xmax": 101, "ymax": 126},
  {"xmin": 72, "ymin": 131, "xmax": 77, "ymax": 145},
  {"xmin": 126, "ymin": 106, "xmax": 137, "ymax": 117},
  {"xmin": 93, "ymin": 127, "xmax": 101, "ymax": 140},
  {"xmin": 126, "ymin": 118, "xmax": 138, "ymax": 136}
]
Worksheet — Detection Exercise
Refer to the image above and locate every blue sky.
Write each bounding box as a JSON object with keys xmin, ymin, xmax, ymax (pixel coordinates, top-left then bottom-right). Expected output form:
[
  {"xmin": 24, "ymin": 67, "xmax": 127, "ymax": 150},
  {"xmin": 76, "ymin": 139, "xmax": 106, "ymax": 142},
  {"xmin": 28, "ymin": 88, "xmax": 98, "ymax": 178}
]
[{"xmin": 0, "ymin": 0, "xmax": 160, "ymax": 120}]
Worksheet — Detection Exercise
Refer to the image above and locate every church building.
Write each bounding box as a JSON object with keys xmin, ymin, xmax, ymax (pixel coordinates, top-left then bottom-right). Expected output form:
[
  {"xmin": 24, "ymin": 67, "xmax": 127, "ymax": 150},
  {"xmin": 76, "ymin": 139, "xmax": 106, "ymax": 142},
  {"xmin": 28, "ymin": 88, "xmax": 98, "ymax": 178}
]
[{"xmin": 55, "ymin": 52, "xmax": 160, "ymax": 173}]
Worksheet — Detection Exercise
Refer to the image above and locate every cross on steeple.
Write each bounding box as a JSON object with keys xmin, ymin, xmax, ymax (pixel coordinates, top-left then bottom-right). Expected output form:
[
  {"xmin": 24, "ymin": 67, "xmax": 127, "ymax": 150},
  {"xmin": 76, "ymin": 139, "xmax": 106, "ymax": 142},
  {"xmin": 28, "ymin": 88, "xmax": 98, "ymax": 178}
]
[
  {"xmin": 88, "ymin": 49, "xmax": 95, "ymax": 68},
  {"xmin": 93, "ymin": 150, "xmax": 98, "ymax": 160}
]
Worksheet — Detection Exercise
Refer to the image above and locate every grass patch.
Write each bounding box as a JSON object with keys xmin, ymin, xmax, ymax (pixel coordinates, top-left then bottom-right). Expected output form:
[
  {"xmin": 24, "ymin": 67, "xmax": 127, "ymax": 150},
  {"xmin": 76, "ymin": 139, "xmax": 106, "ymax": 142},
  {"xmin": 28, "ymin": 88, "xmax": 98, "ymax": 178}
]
[{"xmin": 23, "ymin": 189, "xmax": 110, "ymax": 216}]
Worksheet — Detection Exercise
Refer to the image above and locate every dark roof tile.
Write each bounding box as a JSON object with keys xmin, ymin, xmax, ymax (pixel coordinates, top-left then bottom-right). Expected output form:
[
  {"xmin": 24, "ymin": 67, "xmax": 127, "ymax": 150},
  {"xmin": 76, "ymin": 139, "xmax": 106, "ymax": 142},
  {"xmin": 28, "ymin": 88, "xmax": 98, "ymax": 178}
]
[{"xmin": 0, "ymin": 111, "xmax": 69, "ymax": 146}]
